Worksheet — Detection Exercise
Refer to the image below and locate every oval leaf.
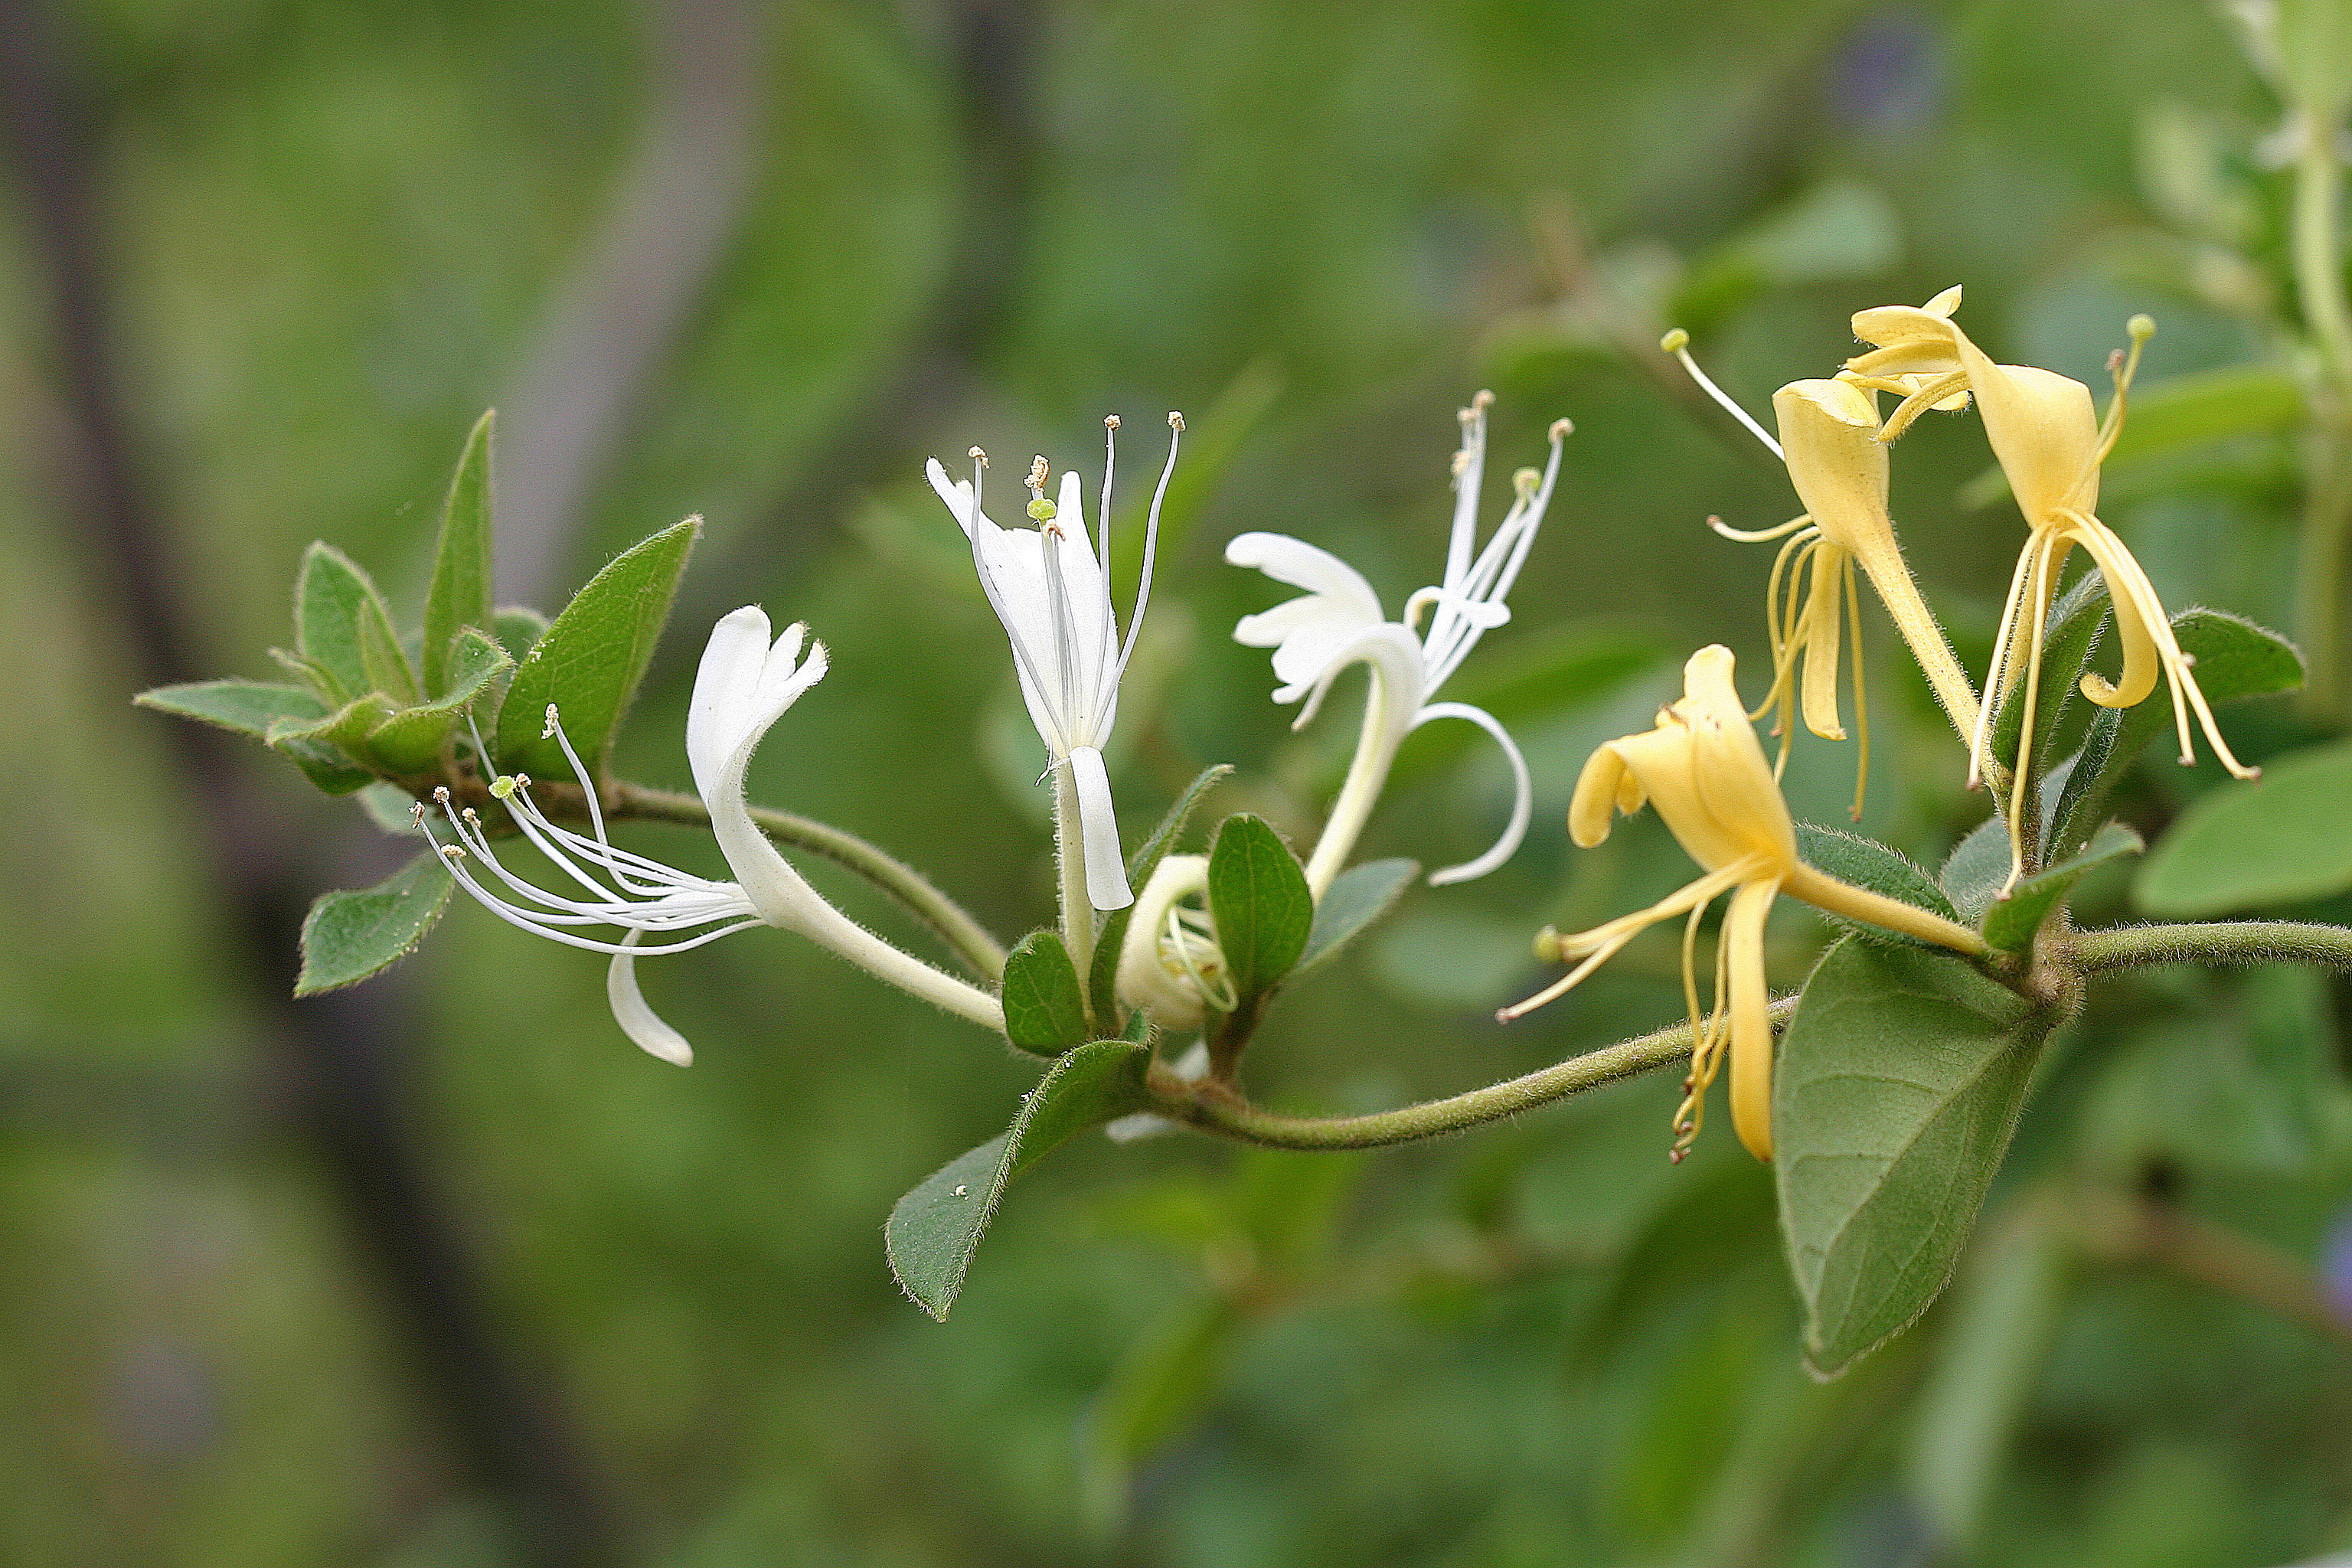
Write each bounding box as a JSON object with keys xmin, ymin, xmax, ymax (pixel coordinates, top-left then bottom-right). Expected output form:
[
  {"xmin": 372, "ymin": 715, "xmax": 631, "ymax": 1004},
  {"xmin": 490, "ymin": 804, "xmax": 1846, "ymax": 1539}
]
[
  {"xmin": 886, "ymin": 1039, "xmax": 1153, "ymax": 1319},
  {"xmin": 1001, "ymin": 929, "xmax": 1090, "ymax": 1055},
  {"xmin": 494, "ymin": 517, "xmax": 700, "ymax": 776},
  {"xmin": 1938, "ymin": 816, "xmax": 2012, "ymax": 926},
  {"xmin": 1775, "ymin": 938, "xmax": 2051, "ymax": 1379},
  {"xmin": 296, "ymin": 851, "xmax": 455, "ymax": 995},
  {"xmin": 2135, "ymin": 737, "xmax": 2352, "ymax": 916},
  {"xmin": 136, "ymin": 680, "xmax": 325, "ymax": 740},
  {"xmin": 1797, "ymin": 823, "xmax": 1958, "ymax": 946},
  {"xmin": 1205, "ymin": 814, "xmax": 1312, "ymax": 1004},
  {"xmin": 423, "ymin": 410, "xmax": 496, "ymax": 696},
  {"xmin": 296, "ymin": 541, "xmax": 411, "ymax": 705}
]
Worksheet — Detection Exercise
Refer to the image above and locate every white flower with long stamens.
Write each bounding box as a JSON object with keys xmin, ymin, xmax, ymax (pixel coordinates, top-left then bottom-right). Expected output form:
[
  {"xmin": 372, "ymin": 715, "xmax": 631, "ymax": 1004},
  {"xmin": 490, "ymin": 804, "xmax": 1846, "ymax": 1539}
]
[
  {"xmin": 423, "ymin": 607, "xmax": 1004, "ymax": 1063},
  {"xmin": 1226, "ymin": 393, "xmax": 1570, "ymax": 897},
  {"xmin": 927, "ymin": 413, "xmax": 1184, "ymax": 914}
]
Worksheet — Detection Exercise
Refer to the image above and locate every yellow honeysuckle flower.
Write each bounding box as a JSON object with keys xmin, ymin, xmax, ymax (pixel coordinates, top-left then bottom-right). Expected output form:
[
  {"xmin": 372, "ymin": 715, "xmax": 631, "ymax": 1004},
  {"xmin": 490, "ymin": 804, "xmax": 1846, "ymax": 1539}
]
[
  {"xmin": 1660, "ymin": 332, "xmax": 1981, "ymax": 820},
  {"xmin": 1843, "ymin": 288, "xmax": 2259, "ymax": 880},
  {"xmin": 1498, "ymin": 646, "xmax": 1986, "ymax": 1161}
]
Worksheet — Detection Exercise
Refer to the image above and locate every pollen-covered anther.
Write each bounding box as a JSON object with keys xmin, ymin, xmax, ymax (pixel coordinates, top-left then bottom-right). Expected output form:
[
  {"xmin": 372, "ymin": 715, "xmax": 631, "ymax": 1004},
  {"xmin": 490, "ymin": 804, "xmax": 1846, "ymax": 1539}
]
[
  {"xmin": 1550, "ymin": 418, "xmax": 1574, "ymax": 439},
  {"xmin": 1167, "ymin": 411, "xmax": 1184, "ymax": 430},
  {"xmin": 433, "ymin": 786, "xmax": 452, "ymax": 805},
  {"xmin": 968, "ymin": 446, "xmax": 987, "ymax": 464},
  {"xmin": 542, "ymin": 702, "xmax": 560, "ymax": 740},
  {"xmin": 1104, "ymin": 414, "xmax": 1121, "ymax": 429},
  {"xmin": 1027, "ymin": 455, "xmax": 1050, "ymax": 492}
]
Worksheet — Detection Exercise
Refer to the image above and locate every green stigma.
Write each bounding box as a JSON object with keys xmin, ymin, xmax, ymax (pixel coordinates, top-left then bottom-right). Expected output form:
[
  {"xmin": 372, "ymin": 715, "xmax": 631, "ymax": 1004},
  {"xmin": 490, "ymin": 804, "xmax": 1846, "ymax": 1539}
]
[{"xmin": 1027, "ymin": 497, "xmax": 1058, "ymax": 522}]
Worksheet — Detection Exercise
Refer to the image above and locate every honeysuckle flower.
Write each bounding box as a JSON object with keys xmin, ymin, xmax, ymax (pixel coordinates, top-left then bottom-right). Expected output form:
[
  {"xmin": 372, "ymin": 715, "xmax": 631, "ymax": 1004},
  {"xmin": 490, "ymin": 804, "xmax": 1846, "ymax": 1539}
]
[
  {"xmin": 1114, "ymin": 853, "xmax": 1230, "ymax": 1033},
  {"xmin": 1844, "ymin": 288, "xmax": 2258, "ymax": 878},
  {"xmin": 1226, "ymin": 393, "xmax": 1570, "ymax": 897},
  {"xmin": 1661, "ymin": 330, "xmax": 1982, "ymax": 818},
  {"xmin": 927, "ymin": 414, "xmax": 1184, "ymax": 916},
  {"xmin": 423, "ymin": 607, "xmax": 1004, "ymax": 1063},
  {"xmin": 1498, "ymin": 646, "xmax": 1986, "ymax": 1161}
]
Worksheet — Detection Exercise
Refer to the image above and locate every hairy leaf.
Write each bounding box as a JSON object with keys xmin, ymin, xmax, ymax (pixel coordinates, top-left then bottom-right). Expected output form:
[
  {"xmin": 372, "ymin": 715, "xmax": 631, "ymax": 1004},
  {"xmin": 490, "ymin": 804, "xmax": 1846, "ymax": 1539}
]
[
  {"xmin": 886, "ymin": 1040, "xmax": 1154, "ymax": 1319},
  {"xmin": 136, "ymin": 680, "xmax": 326, "ymax": 739},
  {"xmin": 1981, "ymin": 822, "xmax": 2141, "ymax": 952},
  {"xmin": 1001, "ymin": 929, "xmax": 1091, "ymax": 1056},
  {"xmin": 494, "ymin": 518, "xmax": 699, "ymax": 776},
  {"xmin": 1295, "ymin": 858, "xmax": 1418, "ymax": 976},
  {"xmin": 1206, "ymin": 814, "xmax": 1312, "ymax": 1004},
  {"xmin": 295, "ymin": 541, "xmax": 410, "ymax": 705},
  {"xmin": 423, "ymin": 410, "xmax": 497, "ymax": 696},
  {"xmin": 366, "ymin": 629, "xmax": 512, "ymax": 774},
  {"xmin": 295, "ymin": 851, "xmax": 454, "ymax": 995},
  {"xmin": 1775, "ymin": 939, "xmax": 2050, "ymax": 1378}
]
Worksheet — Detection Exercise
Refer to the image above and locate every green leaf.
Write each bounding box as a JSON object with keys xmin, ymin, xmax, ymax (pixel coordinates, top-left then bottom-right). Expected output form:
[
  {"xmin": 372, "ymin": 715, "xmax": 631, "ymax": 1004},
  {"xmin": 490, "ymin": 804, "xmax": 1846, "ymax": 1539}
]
[
  {"xmin": 492, "ymin": 605, "xmax": 549, "ymax": 661},
  {"xmin": 1938, "ymin": 816, "xmax": 2012, "ymax": 926},
  {"xmin": 1000, "ymin": 929, "xmax": 1091, "ymax": 1056},
  {"xmin": 423, "ymin": 410, "xmax": 496, "ymax": 697},
  {"xmin": 295, "ymin": 541, "xmax": 412, "ymax": 705},
  {"xmin": 1988, "ymin": 568, "xmax": 2107, "ymax": 771},
  {"xmin": 2105, "ymin": 364, "xmax": 2302, "ymax": 469},
  {"xmin": 295, "ymin": 851, "xmax": 455, "ymax": 995},
  {"xmin": 2047, "ymin": 609, "xmax": 2303, "ymax": 860},
  {"xmin": 1981, "ymin": 822, "xmax": 2142, "ymax": 952},
  {"xmin": 1796, "ymin": 823, "xmax": 1958, "ymax": 946},
  {"xmin": 1205, "ymin": 814, "xmax": 1313, "ymax": 1004},
  {"xmin": 886, "ymin": 1040, "xmax": 1154, "ymax": 1319},
  {"xmin": 135, "ymin": 680, "xmax": 326, "ymax": 740},
  {"xmin": 1296, "ymin": 858, "xmax": 1418, "ymax": 976},
  {"xmin": 1089, "ymin": 763, "xmax": 1233, "ymax": 1022},
  {"xmin": 493, "ymin": 517, "xmax": 700, "ymax": 776},
  {"xmin": 1775, "ymin": 938, "xmax": 2050, "ymax": 1378},
  {"xmin": 358, "ymin": 782, "xmax": 425, "ymax": 836},
  {"xmin": 268, "ymin": 691, "xmax": 397, "ymax": 757},
  {"xmin": 2135, "ymin": 737, "xmax": 2352, "ymax": 916},
  {"xmin": 1903, "ymin": 1218, "xmax": 2071, "ymax": 1548},
  {"xmin": 269, "ymin": 733, "xmax": 377, "ymax": 795},
  {"xmin": 368, "ymin": 631, "xmax": 514, "ymax": 774}
]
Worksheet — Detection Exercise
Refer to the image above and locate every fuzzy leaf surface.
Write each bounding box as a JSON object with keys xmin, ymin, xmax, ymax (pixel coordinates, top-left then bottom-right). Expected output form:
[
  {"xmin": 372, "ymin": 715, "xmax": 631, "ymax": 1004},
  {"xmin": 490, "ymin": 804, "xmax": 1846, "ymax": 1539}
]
[
  {"xmin": 423, "ymin": 410, "xmax": 496, "ymax": 696},
  {"xmin": 296, "ymin": 851, "xmax": 454, "ymax": 995}
]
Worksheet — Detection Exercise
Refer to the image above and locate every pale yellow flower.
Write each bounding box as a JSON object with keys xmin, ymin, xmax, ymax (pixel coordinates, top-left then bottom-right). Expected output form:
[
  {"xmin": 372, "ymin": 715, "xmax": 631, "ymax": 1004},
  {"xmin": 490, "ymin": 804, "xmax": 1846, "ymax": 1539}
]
[
  {"xmin": 1661, "ymin": 334, "xmax": 1981, "ymax": 819},
  {"xmin": 1843, "ymin": 288, "xmax": 2259, "ymax": 880},
  {"xmin": 1499, "ymin": 647, "xmax": 1985, "ymax": 1161}
]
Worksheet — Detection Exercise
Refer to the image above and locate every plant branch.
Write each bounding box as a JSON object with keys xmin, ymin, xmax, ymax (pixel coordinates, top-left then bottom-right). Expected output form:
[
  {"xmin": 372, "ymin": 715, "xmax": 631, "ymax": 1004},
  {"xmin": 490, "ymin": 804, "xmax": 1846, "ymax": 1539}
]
[
  {"xmin": 612, "ymin": 782, "xmax": 1006, "ymax": 980},
  {"xmin": 1152, "ymin": 997, "xmax": 1797, "ymax": 1151},
  {"xmin": 2058, "ymin": 921, "xmax": 2352, "ymax": 978},
  {"xmin": 2059, "ymin": 1187, "xmax": 2352, "ymax": 1353}
]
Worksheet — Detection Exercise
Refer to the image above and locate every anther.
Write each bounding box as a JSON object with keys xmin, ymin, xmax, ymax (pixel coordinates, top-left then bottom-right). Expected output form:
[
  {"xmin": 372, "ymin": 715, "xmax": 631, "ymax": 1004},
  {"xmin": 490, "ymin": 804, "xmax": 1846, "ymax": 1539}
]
[
  {"xmin": 462, "ymin": 807, "xmax": 481, "ymax": 825},
  {"xmin": 969, "ymin": 446, "xmax": 988, "ymax": 465},
  {"xmin": 1026, "ymin": 455, "xmax": 1050, "ymax": 494},
  {"xmin": 1550, "ymin": 417, "xmax": 1574, "ymax": 439},
  {"xmin": 439, "ymin": 844, "xmax": 467, "ymax": 861},
  {"xmin": 2108, "ymin": 348, "xmax": 2125, "ymax": 375},
  {"xmin": 410, "ymin": 802, "xmax": 426, "ymax": 824},
  {"xmin": 1451, "ymin": 450, "xmax": 1472, "ymax": 476},
  {"xmin": 1472, "ymin": 389, "xmax": 1494, "ymax": 412},
  {"xmin": 434, "ymin": 786, "xmax": 452, "ymax": 804},
  {"xmin": 542, "ymin": 702, "xmax": 560, "ymax": 740},
  {"xmin": 1104, "ymin": 413, "xmax": 1120, "ymax": 429},
  {"xmin": 1167, "ymin": 411, "xmax": 1184, "ymax": 430}
]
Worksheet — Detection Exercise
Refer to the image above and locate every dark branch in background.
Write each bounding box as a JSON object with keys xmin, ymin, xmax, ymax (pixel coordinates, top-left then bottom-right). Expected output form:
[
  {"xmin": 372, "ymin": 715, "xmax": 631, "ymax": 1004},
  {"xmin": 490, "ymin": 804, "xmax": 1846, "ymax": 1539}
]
[
  {"xmin": 495, "ymin": 0, "xmax": 770, "ymax": 609},
  {"xmin": 668, "ymin": 0, "xmax": 1041, "ymax": 642},
  {"xmin": 0, "ymin": 3, "xmax": 629, "ymax": 1563}
]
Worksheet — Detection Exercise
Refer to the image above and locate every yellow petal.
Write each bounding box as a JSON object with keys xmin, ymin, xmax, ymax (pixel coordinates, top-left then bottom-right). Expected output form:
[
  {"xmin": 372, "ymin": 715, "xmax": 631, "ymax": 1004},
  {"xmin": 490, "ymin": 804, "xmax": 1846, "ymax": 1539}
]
[
  {"xmin": 1724, "ymin": 876, "xmax": 1782, "ymax": 1161},
  {"xmin": 1773, "ymin": 379, "xmax": 1893, "ymax": 559},
  {"xmin": 1569, "ymin": 740, "xmax": 1637, "ymax": 848}
]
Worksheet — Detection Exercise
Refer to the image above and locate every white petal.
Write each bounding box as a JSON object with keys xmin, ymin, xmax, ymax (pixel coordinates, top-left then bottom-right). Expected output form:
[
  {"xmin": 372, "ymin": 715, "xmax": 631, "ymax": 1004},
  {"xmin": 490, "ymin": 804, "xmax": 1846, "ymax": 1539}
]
[
  {"xmin": 926, "ymin": 459, "xmax": 977, "ymax": 537},
  {"xmin": 1225, "ymin": 532, "xmax": 1384, "ymax": 622},
  {"xmin": 608, "ymin": 934, "xmax": 694, "ymax": 1065},
  {"xmin": 1413, "ymin": 701, "xmax": 1532, "ymax": 886},
  {"xmin": 1070, "ymin": 746, "xmax": 1133, "ymax": 910},
  {"xmin": 689, "ymin": 606, "xmax": 773, "ymax": 804}
]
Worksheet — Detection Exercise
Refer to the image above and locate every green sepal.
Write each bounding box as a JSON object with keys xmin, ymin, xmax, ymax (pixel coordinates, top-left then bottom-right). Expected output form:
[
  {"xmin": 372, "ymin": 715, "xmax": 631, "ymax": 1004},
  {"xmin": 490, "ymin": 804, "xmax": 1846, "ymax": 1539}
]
[
  {"xmin": 1980, "ymin": 822, "xmax": 2141, "ymax": 952},
  {"xmin": 270, "ymin": 733, "xmax": 377, "ymax": 795},
  {"xmin": 295, "ymin": 541, "xmax": 413, "ymax": 707},
  {"xmin": 1000, "ymin": 929, "xmax": 1092, "ymax": 1057},
  {"xmin": 134, "ymin": 679, "xmax": 326, "ymax": 740},
  {"xmin": 268, "ymin": 691, "xmax": 397, "ymax": 760},
  {"xmin": 364, "ymin": 629, "xmax": 514, "ymax": 775},
  {"xmin": 1796, "ymin": 822, "xmax": 1958, "ymax": 946},
  {"xmin": 1087, "ymin": 763, "xmax": 1232, "ymax": 1024},
  {"xmin": 492, "ymin": 605, "xmax": 550, "ymax": 661},
  {"xmin": 2044, "ymin": 608, "xmax": 2303, "ymax": 861},
  {"xmin": 422, "ymin": 410, "xmax": 496, "ymax": 697},
  {"xmin": 2135, "ymin": 736, "xmax": 2352, "ymax": 916},
  {"xmin": 493, "ymin": 517, "xmax": 700, "ymax": 776},
  {"xmin": 294, "ymin": 850, "xmax": 455, "ymax": 995},
  {"xmin": 1775, "ymin": 938, "xmax": 2053, "ymax": 1379},
  {"xmin": 885, "ymin": 1040, "xmax": 1154, "ymax": 1320},
  {"xmin": 1295, "ymin": 858, "xmax": 1418, "ymax": 977},
  {"xmin": 1204, "ymin": 813, "xmax": 1313, "ymax": 1006}
]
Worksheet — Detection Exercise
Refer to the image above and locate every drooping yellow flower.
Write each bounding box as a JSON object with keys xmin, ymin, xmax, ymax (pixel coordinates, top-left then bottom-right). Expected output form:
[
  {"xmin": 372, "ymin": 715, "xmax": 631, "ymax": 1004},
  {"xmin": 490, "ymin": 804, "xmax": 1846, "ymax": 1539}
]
[
  {"xmin": 1499, "ymin": 647, "xmax": 1986, "ymax": 1161},
  {"xmin": 1661, "ymin": 333, "xmax": 1981, "ymax": 819},
  {"xmin": 1843, "ymin": 288, "xmax": 2259, "ymax": 880}
]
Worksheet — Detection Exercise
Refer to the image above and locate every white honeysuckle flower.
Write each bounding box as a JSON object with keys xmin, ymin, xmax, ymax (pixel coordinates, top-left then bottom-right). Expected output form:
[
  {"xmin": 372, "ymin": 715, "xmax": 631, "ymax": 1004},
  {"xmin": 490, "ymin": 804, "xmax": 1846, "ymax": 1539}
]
[
  {"xmin": 1227, "ymin": 394, "xmax": 1570, "ymax": 897},
  {"xmin": 926, "ymin": 413, "xmax": 1183, "ymax": 912},
  {"xmin": 423, "ymin": 606, "xmax": 1003, "ymax": 1064}
]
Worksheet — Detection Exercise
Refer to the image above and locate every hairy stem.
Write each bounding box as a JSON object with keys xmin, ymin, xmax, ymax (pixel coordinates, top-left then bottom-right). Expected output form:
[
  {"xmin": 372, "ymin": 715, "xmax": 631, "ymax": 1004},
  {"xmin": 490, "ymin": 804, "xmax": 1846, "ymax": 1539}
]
[
  {"xmin": 1051, "ymin": 761, "xmax": 1096, "ymax": 985},
  {"xmin": 1152, "ymin": 997, "xmax": 1796, "ymax": 1151},
  {"xmin": 2059, "ymin": 920, "xmax": 2352, "ymax": 977},
  {"xmin": 2295, "ymin": 104, "xmax": 2352, "ymax": 717},
  {"xmin": 613, "ymin": 782, "xmax": 1006, "ymax": 980}
]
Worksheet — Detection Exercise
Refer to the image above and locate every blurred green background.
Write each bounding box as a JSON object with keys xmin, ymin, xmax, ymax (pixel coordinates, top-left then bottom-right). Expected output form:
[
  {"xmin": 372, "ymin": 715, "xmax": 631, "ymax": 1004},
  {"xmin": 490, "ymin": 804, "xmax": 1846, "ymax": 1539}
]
[{"xmin": 7, "ymin": 0, "xmax": 2351, "ymax": 1563}]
